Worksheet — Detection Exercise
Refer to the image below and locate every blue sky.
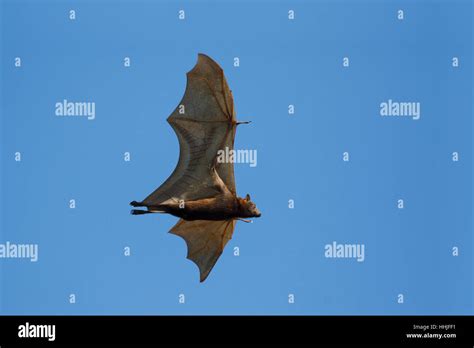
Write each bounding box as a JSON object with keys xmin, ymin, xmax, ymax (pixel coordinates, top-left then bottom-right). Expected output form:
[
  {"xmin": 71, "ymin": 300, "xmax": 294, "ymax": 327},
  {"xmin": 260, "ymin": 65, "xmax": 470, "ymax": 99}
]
[{"xmin": 0, "ymin": 0, "xmax": 472, "ymax": 314}]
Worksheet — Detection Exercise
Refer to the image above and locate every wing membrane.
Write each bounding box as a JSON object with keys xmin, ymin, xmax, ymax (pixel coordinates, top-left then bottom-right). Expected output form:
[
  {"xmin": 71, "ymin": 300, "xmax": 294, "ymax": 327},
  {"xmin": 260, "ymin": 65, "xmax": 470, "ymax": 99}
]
[
  {"xmin": 142, "ymin": 54, "xmax": 237, "ymax": 206},
  {"xmin": 170, "ymin": 218, "xmax": 236, "ymax": 282}
]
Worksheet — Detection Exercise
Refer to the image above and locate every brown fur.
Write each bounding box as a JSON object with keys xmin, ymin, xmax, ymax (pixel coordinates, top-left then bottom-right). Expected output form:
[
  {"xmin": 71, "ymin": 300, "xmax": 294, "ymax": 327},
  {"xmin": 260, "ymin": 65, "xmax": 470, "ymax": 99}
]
[{"xmin": 153, "ymin": 194, "xmax": 246, "ymax": 221}]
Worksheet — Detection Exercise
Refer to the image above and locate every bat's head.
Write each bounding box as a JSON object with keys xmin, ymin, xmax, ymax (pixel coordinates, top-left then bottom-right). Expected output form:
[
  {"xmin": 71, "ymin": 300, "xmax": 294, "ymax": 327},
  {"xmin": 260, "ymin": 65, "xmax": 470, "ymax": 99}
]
[{"xmin": 239, "ymin": 194, "xmax": 261, "ymax": 218}]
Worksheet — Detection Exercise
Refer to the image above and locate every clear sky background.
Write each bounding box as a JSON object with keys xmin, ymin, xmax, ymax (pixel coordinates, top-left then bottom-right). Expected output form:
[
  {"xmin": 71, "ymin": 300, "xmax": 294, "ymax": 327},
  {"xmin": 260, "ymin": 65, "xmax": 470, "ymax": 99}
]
[{"xmin": 0, "ymin": 0, "xmax": 472, "ymax": 314}]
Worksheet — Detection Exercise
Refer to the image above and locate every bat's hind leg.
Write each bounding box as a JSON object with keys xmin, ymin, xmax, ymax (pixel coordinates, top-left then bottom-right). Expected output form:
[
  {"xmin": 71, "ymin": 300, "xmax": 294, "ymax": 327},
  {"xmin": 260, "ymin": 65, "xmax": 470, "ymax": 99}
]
[
  {"xmin": 130, "ymin": 206, "xmax": 166, "ymax": 215},
  {"xmin": 131, "ymin": 209, "xmax": 153, "ymax": 215},
  {"xmin": 130, "ymin": 200, "xmax": 145, "ymax": 207}
]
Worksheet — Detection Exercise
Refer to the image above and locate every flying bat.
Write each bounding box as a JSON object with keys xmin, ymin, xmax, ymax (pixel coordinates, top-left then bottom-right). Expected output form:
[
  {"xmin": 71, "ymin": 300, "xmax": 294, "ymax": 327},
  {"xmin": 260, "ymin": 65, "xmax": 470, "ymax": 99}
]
[{"xmin": 131, "ymin": 53, "xmax": 261, "ymax": 282}]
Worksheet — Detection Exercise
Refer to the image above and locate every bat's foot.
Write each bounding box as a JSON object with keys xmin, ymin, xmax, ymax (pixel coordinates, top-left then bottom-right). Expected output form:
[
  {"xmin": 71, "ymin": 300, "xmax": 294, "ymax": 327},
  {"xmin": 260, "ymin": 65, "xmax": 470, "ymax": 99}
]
[
  {"xmin": 130, "ymin": 200, "xmax": 143, "ymax": 207},
  {"xmin": 130, "ymin": 209, "xmax": 152, "ymax": 215}
]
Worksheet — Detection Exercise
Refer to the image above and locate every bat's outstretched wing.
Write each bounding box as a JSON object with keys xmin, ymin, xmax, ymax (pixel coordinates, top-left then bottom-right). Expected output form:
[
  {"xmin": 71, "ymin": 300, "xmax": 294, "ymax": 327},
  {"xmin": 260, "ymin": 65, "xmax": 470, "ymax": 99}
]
[
  {"xmin": 142, "ymin": 54, "xmax": 237, "ymax": 207},
  {"xmin": 170, "ymin": 218, "xmax": 236, "ymax": 282}
]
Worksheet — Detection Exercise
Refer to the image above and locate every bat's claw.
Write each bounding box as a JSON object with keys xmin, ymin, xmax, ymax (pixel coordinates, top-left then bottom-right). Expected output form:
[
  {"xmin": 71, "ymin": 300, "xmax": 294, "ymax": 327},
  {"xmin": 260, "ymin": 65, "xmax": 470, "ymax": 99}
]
[
  {"xmin": 130, "ymin": 201, "xmax": 142, "ymax": 207},
  {"xmin": 236, "ymin": 120, "xmax": 251, "ymax": 125}
]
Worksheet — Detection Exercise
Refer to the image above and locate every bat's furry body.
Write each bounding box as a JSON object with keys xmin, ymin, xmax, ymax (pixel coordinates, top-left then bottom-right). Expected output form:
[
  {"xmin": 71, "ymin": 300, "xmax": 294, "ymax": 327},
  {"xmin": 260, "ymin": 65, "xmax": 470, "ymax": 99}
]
[
  {"xmin": 131, "ymin": 54, "xmax": 261, "ymax": 282},
  {"xmin": 133, "ymin": 195, "xmax": 256, "ymax": 221}
]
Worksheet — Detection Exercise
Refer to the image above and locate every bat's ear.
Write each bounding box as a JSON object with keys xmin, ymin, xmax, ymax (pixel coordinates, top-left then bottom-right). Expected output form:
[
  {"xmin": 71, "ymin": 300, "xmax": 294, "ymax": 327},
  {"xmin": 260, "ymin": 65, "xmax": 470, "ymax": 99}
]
[{"xmin": 245, "ymin": 194, "xmax": 251, "ymax": 201}]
